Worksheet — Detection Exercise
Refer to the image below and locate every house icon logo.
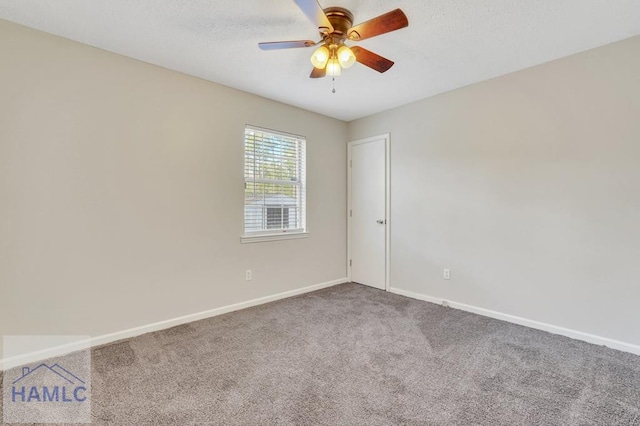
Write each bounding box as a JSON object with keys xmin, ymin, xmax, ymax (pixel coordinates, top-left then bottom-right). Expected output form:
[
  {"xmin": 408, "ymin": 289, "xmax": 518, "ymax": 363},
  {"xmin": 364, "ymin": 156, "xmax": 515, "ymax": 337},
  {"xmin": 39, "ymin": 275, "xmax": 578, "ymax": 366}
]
[
  {"xmin": 11, "ymin": 363, "xmax": 88, "ymax": 403},
  {"xmin": 3, "ymin": 336, "xmax": 92, "ymax": 424}
]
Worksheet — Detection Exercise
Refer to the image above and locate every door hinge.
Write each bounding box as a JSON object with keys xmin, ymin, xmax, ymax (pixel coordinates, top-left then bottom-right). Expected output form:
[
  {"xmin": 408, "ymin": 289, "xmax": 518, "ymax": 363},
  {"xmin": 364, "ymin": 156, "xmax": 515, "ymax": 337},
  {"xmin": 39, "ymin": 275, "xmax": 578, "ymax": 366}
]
[
  {"xmin": 349, "ymin": 160, "xmax": 352, "ymax": 168},
  {"xmin": 350, "ymin": 210, "xmax": 352, "ymax": 217},
  {"xmin": 349, "ymin": 259, "xmax": 352, "ymax": 267}
]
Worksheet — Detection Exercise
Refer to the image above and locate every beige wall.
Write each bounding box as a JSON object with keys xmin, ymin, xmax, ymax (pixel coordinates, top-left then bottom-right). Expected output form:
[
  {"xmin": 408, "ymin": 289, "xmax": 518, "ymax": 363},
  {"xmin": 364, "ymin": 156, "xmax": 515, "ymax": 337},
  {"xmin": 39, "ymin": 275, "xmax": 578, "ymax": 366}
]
[
  {"xmin": 0, "ymin": 20, "xmax": 347, "ymax": 356},
  {"xmin": 349, "ymin": 36, "xmax": 640, "ymax": 346},
  {"xmin": 2, "ymin": 16, "xmax": 639, "ymax": 357}
]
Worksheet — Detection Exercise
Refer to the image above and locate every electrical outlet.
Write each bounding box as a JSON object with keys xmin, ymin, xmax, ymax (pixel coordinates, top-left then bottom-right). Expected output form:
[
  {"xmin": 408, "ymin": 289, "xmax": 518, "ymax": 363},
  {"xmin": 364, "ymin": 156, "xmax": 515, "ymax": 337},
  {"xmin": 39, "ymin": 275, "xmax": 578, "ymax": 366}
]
[
  {"xmin": 443, "ymin": 268, "xmax": 451, "ymax": 280},
  {"xmin": 245, "ymin": 270, "xmax": 252, "ymax": 281}
]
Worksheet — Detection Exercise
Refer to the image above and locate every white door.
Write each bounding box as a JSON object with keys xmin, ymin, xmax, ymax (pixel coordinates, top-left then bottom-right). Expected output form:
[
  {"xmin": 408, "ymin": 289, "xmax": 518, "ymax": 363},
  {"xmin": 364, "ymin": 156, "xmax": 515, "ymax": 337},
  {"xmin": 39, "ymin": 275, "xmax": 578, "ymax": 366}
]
[{"xmin": 349, "ymin": 136, "xmax": 388, "ymax": 290}]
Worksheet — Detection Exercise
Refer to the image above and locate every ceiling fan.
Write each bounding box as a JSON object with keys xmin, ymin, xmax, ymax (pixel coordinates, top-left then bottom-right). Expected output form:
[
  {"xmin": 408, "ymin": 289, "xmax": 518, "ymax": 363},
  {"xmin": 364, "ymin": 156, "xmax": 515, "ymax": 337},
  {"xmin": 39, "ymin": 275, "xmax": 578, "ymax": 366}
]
[{"xmin": 258, "ymin": 0, "xmax": 409, "ymax": 78}]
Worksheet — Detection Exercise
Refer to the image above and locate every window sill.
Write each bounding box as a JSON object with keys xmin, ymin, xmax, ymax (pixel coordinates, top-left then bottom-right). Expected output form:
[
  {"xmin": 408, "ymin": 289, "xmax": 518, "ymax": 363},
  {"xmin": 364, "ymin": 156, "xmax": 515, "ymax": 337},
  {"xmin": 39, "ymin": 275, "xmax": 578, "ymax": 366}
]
[{"xmin": 241, "ymin": 232, "xmax": 310, "ymax": 244}]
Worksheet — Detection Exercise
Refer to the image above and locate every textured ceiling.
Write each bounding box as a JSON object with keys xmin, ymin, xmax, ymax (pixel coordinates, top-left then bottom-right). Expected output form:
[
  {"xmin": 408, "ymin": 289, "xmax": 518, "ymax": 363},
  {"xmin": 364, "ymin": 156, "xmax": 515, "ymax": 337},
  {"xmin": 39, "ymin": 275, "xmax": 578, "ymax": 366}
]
[{"xmin": 1, "ymin": 1, "xmax": 639, "ymax": 121}]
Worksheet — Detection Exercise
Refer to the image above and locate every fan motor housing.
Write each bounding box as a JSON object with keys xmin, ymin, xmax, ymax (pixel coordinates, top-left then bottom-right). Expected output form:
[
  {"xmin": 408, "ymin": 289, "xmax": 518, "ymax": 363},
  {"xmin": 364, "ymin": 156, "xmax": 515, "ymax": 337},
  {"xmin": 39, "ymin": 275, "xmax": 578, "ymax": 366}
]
[{"xmin": 323, "ymin": 7, "xmax": 354, "ymax": 39}]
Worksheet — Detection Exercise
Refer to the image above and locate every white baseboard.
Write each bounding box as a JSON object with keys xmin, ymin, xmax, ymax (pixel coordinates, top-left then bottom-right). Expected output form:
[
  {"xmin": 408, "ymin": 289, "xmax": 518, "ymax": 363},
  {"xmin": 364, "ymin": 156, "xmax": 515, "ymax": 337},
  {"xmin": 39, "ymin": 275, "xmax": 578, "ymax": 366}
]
[
  {"xmin": 0, "ymin": 278, "xmax": 347, "ymax": 371},
  {"xmin": 389, "ymin": 287, "xmax": 640, "ymax": 356}
]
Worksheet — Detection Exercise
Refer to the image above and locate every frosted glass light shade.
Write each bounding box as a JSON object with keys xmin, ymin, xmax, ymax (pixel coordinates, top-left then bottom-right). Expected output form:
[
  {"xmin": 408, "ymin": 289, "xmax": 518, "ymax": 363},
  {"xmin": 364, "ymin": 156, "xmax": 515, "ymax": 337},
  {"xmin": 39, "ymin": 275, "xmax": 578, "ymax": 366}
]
[
  {"xmin": 310, "ymin": 46, "xmax": 330, "ymax": 69},
  {"xmin": 326, "ymin": 58, "xmax": 342, "ymax": 76},
  {"xmin": 337, "ymin": 45, "xmax": 356, "ymax": 68}
]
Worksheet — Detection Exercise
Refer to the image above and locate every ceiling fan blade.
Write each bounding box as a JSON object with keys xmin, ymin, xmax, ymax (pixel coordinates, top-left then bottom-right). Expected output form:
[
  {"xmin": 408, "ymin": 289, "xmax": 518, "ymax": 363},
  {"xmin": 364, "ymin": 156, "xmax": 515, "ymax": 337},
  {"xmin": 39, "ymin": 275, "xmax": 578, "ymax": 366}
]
[
  {"xmin": 351, "ymin": 46, "xmax": 394, "ymax": 73},
  {"xmin": 294, "ymin": 0, "xmax": 334, "ymax": 33},
  {"xmin": 310, "ymin": 66, "xmax": 326, "ymax": 78},
  {"xmin": 258, "ymin": 40, "xmax": 317, "ymax": 50},
  {"xmin": 348, "ymin": 9, "xmax": 408, "ymax": 41}
]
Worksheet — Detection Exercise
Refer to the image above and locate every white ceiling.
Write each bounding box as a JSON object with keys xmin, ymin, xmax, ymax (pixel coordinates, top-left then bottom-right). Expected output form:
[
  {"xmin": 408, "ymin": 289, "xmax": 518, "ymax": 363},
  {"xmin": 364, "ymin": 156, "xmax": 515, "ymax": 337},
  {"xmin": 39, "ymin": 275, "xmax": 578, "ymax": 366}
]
[{"xmin": 1, "ymin": 1, "xmax": 639, "ymax": 121}]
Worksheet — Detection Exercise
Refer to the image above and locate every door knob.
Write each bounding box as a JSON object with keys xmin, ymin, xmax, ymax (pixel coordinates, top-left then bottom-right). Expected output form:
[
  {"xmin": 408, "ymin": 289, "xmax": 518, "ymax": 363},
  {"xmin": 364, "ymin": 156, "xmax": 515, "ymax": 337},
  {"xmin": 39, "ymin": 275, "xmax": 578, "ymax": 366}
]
[{"xmin": 377, "ymin": 220, "xmax": 385, "ymax": 224}]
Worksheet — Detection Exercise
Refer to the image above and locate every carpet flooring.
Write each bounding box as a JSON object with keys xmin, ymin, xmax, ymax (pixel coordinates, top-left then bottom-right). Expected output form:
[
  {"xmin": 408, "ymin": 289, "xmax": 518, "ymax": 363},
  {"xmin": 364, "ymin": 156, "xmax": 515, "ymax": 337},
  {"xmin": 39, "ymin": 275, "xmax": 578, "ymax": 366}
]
[{"xmin": 2, "ymin": 283, "xmax": 640, "ymax": 425}]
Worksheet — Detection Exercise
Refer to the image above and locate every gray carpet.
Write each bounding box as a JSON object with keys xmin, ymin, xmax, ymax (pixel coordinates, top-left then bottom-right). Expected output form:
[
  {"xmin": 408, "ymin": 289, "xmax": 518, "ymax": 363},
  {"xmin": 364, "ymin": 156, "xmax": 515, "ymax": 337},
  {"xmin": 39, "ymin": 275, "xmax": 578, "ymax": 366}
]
[{"xmin": 2, "ymin": 283, "xmax": 640, "ymax": 425}]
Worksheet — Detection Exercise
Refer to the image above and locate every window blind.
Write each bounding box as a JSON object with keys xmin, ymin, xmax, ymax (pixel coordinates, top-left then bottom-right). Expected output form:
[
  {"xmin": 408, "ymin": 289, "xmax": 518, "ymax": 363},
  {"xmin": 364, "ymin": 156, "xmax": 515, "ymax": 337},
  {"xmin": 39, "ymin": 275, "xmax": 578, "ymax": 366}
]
[{"xmin": 244, "ymin": 125, "xmax": 306, "ymax": 235}]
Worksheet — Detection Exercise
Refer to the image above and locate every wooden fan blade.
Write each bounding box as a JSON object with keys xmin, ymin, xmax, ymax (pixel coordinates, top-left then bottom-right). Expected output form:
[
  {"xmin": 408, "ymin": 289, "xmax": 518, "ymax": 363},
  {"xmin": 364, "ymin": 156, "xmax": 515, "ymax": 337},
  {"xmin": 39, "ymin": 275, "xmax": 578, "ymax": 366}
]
[
  {"xmin": 310, "ymin": 66, "xmax": 326, "ymax": 78},
  {"xmin": 348, "ymin": 9, "xmax": 408, "ymax": 41},
  {"xmin": 294, "ymin": 0, "xmax": 334, "ymax": 33},
  {"xmin": 351, "ymin": 46, "xmax": 394, "ymax": 73},
  {"xmin": 258, "ymin": 40, "xmax": 317, "ymax": 50}
]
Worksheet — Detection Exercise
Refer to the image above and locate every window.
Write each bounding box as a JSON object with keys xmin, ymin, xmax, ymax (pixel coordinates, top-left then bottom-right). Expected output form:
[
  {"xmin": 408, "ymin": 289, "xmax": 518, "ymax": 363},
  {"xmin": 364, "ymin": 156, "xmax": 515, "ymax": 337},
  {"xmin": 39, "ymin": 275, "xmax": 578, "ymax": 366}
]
[{"xmin": 243, "ymin": 125, "xmax": 306, "ymax": 241}]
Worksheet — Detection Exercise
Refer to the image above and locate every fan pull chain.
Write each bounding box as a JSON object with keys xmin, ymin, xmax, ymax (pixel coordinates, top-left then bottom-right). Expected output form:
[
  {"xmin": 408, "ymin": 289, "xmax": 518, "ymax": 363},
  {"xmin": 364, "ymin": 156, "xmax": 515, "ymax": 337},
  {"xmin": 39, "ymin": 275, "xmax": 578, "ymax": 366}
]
[{"xmin": 332, "ymin": 77, "xmax": 336, "ymax": 94}]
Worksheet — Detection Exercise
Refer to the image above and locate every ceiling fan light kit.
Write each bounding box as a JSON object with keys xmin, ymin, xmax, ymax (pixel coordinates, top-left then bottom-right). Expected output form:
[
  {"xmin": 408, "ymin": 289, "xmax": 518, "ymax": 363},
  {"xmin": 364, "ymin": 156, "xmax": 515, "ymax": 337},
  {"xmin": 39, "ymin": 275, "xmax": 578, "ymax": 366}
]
[
  {"xmin": 326, "ymin": 58, "xmax": 341, "ymax": 77},
  {"xmin": 310, "ymin": 45, "xmax": 329, "ymax": 68},
  {"xmin": 259, "ymin": 0, "xmax": 408, "ymax": 81},
  {"xmin": 311, "ymin": 43, "xmax": 355, "ymax": 70},
  {"xmin": 337, "ymin": 45, "xmax": 356, "ymax": 68}
]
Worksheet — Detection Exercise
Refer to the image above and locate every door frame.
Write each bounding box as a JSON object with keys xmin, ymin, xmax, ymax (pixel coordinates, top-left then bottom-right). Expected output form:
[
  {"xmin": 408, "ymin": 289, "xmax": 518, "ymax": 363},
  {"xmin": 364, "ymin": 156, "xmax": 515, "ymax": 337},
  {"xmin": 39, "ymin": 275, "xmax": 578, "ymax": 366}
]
[{"xmin": 347, "ymin": 133, "xmax": 391, "ymax": 291}]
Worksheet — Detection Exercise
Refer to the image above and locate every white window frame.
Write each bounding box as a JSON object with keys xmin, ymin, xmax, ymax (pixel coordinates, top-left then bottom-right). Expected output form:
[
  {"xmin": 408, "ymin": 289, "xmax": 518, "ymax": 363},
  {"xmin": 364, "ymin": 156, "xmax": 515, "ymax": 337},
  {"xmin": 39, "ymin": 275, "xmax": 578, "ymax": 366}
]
[{"xmin": 241, "ymin": 125, "xmax": 309, "ymax": 244}]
